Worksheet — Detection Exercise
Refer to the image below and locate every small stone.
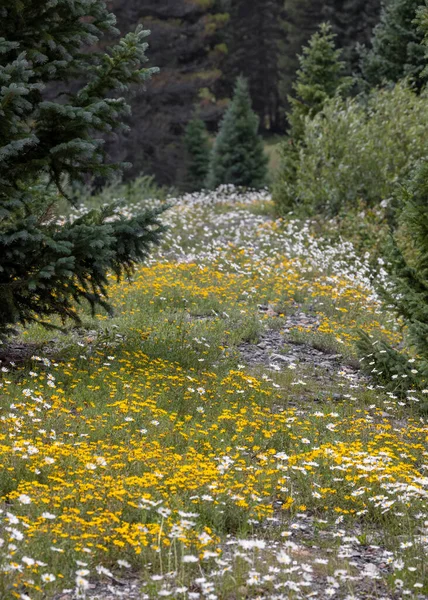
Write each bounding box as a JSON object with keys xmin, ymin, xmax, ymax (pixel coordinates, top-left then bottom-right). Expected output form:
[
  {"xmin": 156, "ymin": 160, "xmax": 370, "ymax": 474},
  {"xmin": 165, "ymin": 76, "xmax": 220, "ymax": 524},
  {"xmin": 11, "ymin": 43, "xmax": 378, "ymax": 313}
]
[{"xmin": 270, "ymin": 353, "xmax": 293, "ymax": 362}]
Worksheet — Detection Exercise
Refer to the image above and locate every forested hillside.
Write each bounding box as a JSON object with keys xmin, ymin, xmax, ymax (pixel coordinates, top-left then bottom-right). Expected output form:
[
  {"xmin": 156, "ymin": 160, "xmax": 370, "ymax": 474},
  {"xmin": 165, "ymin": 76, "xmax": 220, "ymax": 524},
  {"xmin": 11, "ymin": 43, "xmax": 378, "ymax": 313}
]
[
  {"xmin": 105, "ymin": 0, "xmax": 227, "ymax": 185},
  {"xmin": 104, "ymin": 0, "xmax": 382, "ymax": 185}
]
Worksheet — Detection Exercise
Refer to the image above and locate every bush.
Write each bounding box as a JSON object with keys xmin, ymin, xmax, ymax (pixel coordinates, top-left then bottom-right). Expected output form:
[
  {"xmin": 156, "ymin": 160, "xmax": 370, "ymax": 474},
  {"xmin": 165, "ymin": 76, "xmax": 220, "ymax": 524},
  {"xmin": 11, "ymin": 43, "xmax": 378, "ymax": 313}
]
[
  {"xmin": 357, "ymin": 159, "xmax": 428, "ymax": 398},
  {"xmin": 274, "ymin": 82, "xmax": 428, "ymax": 217}
]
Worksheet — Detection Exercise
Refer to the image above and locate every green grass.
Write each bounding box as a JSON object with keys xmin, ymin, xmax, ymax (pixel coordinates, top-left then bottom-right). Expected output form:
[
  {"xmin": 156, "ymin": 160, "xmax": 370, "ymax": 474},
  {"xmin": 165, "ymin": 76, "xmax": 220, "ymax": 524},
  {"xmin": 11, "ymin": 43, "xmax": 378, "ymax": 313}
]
[{"xmin": 264, "ymin": 136, "xmax": 282, "ymax": 180}]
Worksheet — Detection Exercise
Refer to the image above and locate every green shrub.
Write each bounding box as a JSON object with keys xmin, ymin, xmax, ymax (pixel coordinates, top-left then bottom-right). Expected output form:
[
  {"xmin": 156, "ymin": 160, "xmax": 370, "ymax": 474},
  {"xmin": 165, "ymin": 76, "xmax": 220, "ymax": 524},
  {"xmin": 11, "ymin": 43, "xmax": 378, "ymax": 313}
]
[
  {"xmin": 275, "ymin": 82, "xmax": 428, "ymax": 217},
  {"xmin": 357, "ymin": 159, "xmax": 428, "ymax": 398}
]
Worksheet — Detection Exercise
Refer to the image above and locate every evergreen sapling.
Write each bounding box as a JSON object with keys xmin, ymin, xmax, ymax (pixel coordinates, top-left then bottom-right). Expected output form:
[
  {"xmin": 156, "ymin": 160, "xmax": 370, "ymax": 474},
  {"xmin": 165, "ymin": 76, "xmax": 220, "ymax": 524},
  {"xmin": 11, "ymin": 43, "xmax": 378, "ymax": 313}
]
[
  {"xmin": 288, "ymin": 22, "xmax": 352, "ymax": 141},
  {"xmin": 273, "ymin": 23, "xmax": 351, "ymax": 214},
  {"xmin": 358, "ymin": 3, "xmax": 428, "ymax": 403},
  {"xmin": 358, "ymin": 160, "xmax": 428, "ymax": 398},
  {"xmin": 207, "ymin": 77, "xmax": 268, "ymax": 189},
  {"xmin": 183, "ymin": 118, "xmax": 211, "ymax": 192}
]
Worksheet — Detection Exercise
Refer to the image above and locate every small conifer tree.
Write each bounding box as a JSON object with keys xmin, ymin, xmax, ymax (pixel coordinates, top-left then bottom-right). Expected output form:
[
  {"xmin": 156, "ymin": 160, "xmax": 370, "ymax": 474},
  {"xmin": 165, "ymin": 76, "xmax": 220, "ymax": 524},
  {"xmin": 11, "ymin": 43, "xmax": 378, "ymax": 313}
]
[
  {"xmin": 288, "ymin": 22, "xmax": 352, "ymax": 142},
  {"xmin": 0, "ymin": 1, "xmax": 165, "ymax": 338},
  {"xmin": 183, "ymin": 118, "xmax": 211, "ymax": 192},
  {"xmin": 273, "ymin": 23, "xmax": 351, "ymax": 214},
  {"xmin": 207, "ymin": 77, "xmax": 268, "ymax": 189}
]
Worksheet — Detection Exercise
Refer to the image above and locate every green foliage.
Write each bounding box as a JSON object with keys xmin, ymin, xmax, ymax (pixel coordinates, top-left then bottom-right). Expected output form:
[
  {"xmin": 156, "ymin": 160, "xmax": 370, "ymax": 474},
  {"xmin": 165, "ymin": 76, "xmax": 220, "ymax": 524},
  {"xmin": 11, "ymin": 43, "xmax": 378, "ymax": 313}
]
[
  {"xmin": 207, "ymin": 77, "xmax": 268, "ymax": 189},
  {"xmin": 358, "ymin": 160, "xmax": 428, "ymax": 395},
  {"xmin": 274, "ymin": 82, "xmax": 428, "ymax": 217},
  {"xmin": 0, "ymin": 1, "xmax": 165, "ymax": 338},
  {"xmin": 273, "ymin": 23, "xmax": 351, "ymax": 213},
  {"xmin": 361, "ymin": 0, "xmax": 427, "ymax": 88},
  {"xmin": 288, "ymin": 23, "xmax": 352, "ymax": 140},
  {"xmin": 183, "ymin": 119, "xmax": 211, "ymax": 192},
  {"xmin": 418, "ymin": 2, "xmax": 428, "ymax": 79},
  {"xmin": 279, "ymin": 0, "xmax": 382, "ymax": 107}
]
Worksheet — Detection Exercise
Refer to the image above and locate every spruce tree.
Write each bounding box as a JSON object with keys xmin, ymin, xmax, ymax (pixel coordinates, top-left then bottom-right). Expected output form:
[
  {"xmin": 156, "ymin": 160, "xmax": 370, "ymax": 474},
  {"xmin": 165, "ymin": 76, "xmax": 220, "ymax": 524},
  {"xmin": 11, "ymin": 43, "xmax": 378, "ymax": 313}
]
[
  {"xmin": 183, "ymin": 119, "xmax": 211, "ymax": 192},
  {"xmin": 361, "ymin": 0, "xmax": 427, "ymax": 88},
  {"xmin": 273, "ymin": 23, "xmax": 351, "ymax": 213},
  {"xmin": 279, "ymin": 0, "xmax": 381, "ymax": 106},
  {"xmin": 0, "ymin": 1, "xmax": 165, "ymax": 338},
  {"xmin": 358, "ymin": 4, "xmax": 428, "ymax": 398},
  {"xmin": 207, "ymin": 77, "xmax": 268, "ymax": 189},
  {"xmin": 288, "ymin": 23, "xmax": 352, "ymax": 140}
]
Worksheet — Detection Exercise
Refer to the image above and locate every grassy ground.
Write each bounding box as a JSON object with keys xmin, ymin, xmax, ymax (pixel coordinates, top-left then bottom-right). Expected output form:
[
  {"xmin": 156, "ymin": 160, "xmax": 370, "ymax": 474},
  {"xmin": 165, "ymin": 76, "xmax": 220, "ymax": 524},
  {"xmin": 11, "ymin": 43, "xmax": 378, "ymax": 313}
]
[
  {"xmin": 0, "ymin": 188, "xmax": 427, "ymax": 599},
  {"xmin": 264, "ymin": 137, "xmax": 282, "ymax": 181}
]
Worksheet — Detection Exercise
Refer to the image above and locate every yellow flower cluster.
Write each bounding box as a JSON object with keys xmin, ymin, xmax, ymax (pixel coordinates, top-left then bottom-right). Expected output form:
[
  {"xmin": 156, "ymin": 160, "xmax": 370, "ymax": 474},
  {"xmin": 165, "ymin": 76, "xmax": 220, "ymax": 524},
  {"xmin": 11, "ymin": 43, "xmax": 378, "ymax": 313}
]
[{"xmin": 1, "ymin": 344, "xmax": 426, "ymax": 591}]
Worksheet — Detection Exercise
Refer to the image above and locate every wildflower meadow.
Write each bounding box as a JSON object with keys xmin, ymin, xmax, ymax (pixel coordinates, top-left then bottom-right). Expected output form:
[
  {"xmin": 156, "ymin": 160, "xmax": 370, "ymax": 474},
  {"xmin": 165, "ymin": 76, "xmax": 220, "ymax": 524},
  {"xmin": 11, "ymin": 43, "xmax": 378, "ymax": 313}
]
[{"xmin": 1, "ymin": 188, "xmax": 427, "ymax": 599}]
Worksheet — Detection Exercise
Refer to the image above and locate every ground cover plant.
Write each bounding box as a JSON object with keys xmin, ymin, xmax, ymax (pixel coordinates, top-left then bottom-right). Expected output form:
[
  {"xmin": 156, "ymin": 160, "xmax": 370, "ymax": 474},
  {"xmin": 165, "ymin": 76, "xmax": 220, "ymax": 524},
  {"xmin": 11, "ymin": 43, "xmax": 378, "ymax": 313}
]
[{"xmin": 1, "ymin": 187, "xmax": 427, "ymax": 600}]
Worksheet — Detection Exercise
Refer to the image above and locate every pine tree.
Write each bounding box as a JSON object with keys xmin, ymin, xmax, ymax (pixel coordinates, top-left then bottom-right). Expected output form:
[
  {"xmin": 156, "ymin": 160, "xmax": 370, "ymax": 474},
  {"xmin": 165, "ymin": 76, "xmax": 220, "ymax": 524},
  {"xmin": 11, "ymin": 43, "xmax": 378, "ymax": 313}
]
[
  {"xmin": 0, "ymin": 1, "xmax": 165, "ymax": 338},
  {"xmin": 288, "ymin": 23, "xmax": 352, "ymax": 140},
  {"xmin": 183, "ymin": 119, "xmax": 211, "ymax": 192},
  {"xmin": 357, "ymin": 3, "xmax": 428, "ymax": 398},
  {"xmin": 207, "ymin": 77, "xmax": 268, "ymax": 189},
  {"xmin": 207, "ymin": 77, "xmax": 267, "ymax": 188},
  {"xmin": 280, "ymin": 0, "xmax": 382, "ymax": 105},
  {"xmin": 273, "ymin": 23, "xmax": 351, "ymax": 213},
  {"xmin": 361, "ymin": 0, "xmax": 427, "ymax": 88}
]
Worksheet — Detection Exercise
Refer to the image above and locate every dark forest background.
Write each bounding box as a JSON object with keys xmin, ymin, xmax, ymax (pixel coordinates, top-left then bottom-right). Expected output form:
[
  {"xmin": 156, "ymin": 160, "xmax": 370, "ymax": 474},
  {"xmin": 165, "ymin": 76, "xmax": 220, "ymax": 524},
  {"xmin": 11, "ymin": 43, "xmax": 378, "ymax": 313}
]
[{"xmin": 105, "ymin": 0, "xmax": 382, "ymax": 186}]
